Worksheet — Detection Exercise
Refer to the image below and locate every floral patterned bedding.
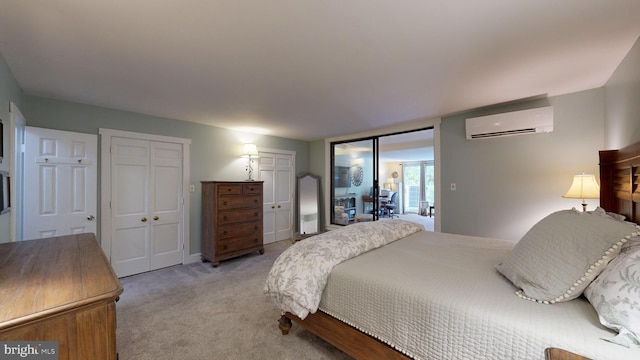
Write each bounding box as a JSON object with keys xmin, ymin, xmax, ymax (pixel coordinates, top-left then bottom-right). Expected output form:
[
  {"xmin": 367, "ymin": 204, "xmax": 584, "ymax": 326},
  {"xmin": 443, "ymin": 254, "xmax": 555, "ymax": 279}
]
[{"xmin": 263, "ymin": 220, "xmax": 424, "ymax": 319}]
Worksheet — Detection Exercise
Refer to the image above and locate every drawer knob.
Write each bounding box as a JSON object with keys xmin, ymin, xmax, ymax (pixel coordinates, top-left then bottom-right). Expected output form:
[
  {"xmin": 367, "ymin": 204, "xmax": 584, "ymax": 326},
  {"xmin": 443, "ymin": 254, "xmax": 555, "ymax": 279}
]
[
  {"xmin": 141, "ymin": 217, "xmax": 147, "ymax": 222},
  {"xmin": 223, "ymin": 216, "xmax": 228, "ymax": 221},
  {"xmin": 223, "ymin": 245, "xmax": 228, "ymax": 250},
  {"xmin": 223, "ymin": 230, "xmax": 228, "ymax": 235},
  {"xmin": 223, "ymin": 201, "xmax": 228, "ymax": 206}
]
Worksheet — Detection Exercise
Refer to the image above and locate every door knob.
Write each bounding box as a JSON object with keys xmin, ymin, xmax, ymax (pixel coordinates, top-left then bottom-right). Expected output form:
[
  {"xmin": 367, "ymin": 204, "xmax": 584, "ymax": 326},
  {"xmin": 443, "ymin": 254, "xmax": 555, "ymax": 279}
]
[
  {"xmin": 154, "ymin": 216, "xmax": 159, "ymax": 220},
  {"xmin": 141, "ymin": 217, "xmax": 147, "ymax": 222},
  {"xmin": 278, "ymin": 205, "xmax": 281, "ymax": 208},
  {"xmin": 87, "ymin": 215, "xmax": 95, "ymax": 221}
]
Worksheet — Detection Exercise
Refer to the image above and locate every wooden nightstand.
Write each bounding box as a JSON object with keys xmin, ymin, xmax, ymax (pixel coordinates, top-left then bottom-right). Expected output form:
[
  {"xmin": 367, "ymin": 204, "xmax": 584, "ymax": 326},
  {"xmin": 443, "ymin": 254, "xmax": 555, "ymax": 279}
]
[{"xmin": 545, "ymin": 348, "xmax": 590, "ymax": 360}]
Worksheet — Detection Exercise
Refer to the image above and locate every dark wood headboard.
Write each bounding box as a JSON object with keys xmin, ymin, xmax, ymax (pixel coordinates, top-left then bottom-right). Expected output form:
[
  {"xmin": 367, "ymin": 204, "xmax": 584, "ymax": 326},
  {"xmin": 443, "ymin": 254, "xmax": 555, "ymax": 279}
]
[{"xmin": 599, "ymin": 141, "xmax": 640, "ymax": 224}]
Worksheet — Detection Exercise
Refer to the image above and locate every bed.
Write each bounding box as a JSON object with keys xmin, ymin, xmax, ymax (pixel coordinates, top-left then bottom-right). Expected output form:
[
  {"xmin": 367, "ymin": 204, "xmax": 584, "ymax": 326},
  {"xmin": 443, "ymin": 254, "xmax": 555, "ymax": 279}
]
[{"xmin": 264, "ymin": 141, "xmax": 640, "ymax": 360}]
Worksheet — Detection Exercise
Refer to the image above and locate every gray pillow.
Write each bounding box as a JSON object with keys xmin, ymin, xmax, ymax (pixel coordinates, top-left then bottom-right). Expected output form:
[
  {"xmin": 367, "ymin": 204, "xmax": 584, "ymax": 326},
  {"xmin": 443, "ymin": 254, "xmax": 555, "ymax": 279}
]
[
  {"xmin": 584, "ymin": 246, "xmax": 640, "ymax": 347},
  {"xmin": 496, "ymin": 209, "xmax": 639, "ymax": 304}
]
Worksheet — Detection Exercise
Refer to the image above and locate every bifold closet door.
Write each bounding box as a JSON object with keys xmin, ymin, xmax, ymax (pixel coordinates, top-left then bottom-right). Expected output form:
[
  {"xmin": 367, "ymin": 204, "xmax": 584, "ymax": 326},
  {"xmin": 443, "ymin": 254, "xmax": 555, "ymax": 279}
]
[
  {"xmin": 260, "ymin": 152, "xmax": 292, "ymax": 244},
  {"xmin": 109, "ymin": 137, "xmax": 184, "ymax": 277}
]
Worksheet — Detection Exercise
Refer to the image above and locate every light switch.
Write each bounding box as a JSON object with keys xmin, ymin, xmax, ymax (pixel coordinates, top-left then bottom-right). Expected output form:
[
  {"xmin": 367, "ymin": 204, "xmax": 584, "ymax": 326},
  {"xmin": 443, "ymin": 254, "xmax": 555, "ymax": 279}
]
[
  {"xmin": 189, "ymin": 184, "xmax": 195, "ymax": 192},
  {"xmin": 450, "ymin": 183, "xmax": 456, "ymax": 191}
]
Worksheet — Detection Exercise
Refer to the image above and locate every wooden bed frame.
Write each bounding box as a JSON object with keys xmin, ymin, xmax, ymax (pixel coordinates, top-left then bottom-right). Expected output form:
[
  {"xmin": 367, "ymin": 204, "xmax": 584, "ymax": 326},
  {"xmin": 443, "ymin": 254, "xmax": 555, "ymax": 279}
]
[
  {"xmin": 276, "ymin": 140, "xmax": 640, "ymax": 360},
  {"xmin": 599, "ymin": 141, "xmax": 640, "ymax": 225}
]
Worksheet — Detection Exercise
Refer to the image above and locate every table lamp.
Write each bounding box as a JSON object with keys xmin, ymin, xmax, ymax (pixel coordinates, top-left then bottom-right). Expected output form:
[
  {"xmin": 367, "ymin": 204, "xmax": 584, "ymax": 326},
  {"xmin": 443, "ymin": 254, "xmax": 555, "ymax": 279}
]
[{"xmin": 562, "ymin": 174, "xmax": 600, "ymax": 212}]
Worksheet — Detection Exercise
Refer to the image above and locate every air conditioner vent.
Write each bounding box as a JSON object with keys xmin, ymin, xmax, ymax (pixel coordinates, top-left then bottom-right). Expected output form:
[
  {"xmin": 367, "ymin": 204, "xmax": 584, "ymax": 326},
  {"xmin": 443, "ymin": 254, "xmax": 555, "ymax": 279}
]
[{"xmin": 465, "ymin": 107, "xmax": 553, "ymax": 140}]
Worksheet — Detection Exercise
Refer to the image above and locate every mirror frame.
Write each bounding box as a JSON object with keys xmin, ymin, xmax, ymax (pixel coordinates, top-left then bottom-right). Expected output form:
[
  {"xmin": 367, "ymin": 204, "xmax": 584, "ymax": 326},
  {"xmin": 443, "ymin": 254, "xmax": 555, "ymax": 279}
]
[{"xmin": 297, "ymin": 172, "xmax": 321, "ymax": 238}]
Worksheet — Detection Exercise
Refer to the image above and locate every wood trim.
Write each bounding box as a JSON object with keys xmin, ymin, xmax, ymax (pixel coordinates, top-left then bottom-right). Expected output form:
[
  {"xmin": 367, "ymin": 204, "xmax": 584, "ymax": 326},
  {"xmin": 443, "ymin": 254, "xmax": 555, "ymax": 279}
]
[
  {"xmin": 280, "ymin": 312, "xmax": 411, "ymax": 360},
  {"xmin": 545, "ymin": 347, "xmax": 591, "ymax": 360}
]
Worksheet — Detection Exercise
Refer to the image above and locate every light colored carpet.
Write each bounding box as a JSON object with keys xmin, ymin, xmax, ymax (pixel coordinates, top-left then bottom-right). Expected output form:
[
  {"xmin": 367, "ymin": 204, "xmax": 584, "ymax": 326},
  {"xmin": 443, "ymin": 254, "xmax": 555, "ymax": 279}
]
[{"xmin": 116, "ymin": 240, "xmax": 352, "ymax": 360}]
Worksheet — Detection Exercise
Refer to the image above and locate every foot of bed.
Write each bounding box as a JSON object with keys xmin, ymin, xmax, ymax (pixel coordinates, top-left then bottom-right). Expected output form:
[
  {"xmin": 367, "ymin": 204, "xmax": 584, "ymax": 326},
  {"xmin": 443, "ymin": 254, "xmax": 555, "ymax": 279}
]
[{"xmin": 278, "ymin": 314, "xmax": 292, "ymax": 335}]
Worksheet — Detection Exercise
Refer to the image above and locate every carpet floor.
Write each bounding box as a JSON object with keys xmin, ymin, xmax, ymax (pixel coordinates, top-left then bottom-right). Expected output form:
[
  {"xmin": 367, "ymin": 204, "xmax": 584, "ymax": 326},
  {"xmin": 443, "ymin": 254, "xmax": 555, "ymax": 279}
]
[{"xmin": 116, "ymin": 240, "xmax": 352, "ymax": 360}]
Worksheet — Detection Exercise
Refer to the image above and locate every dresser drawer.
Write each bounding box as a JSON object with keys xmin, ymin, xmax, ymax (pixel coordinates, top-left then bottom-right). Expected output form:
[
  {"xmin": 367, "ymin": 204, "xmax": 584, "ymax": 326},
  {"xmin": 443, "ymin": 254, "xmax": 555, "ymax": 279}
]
[
  {"xmin": 217, "ymin": 236, "xmax": 262, "ymax": 255},
  {"xmin": 217, "ymin": 184, "xmax": 243, "ymax": 196},
  {"xmin": 218, "ymin": 208, "xmax": 262, "ymax": 224},
  {"xmin": 243, "ymin": 183, "xmax": 262, "ymax": 195},
  {"xmin": 217, "ymin": 195, "xmax": 261, "ymax": 210},
  {"xmin": 218, "ymin": 221, "xmax": 262, "ymax": 239}
]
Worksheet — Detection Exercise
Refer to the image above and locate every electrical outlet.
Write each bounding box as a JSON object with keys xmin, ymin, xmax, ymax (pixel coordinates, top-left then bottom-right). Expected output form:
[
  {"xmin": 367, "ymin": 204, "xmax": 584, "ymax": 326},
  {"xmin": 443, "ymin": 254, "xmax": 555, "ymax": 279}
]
[
  {"xmin": 450, "ymin": 183, "xmax": 457, "ymax": 191},
  {"xmin": 189, "ymin": 184, "xmax": 195, "ymax": 192}
]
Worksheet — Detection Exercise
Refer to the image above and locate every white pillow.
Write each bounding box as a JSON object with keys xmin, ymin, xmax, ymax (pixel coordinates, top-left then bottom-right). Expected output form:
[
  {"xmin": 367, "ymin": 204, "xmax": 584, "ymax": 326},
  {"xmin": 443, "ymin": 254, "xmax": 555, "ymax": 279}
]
[
  {"xmin": 496, "ymin": 209, "xmax": 639, "ymax": 304},
  {"xmin": 584, "ymin": 246, "xmax": 640, "ymax": 347}
]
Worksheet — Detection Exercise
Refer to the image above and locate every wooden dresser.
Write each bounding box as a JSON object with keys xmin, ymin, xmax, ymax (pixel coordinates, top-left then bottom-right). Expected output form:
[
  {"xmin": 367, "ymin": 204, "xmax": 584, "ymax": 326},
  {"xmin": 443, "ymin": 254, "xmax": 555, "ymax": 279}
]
[
  {"xmin": 201, "ymin": 181, "xmax": 264, "ymax": 267},
  {"xmin": 0, "ymin": 233, "xmax": 123, "ymax": 360}
]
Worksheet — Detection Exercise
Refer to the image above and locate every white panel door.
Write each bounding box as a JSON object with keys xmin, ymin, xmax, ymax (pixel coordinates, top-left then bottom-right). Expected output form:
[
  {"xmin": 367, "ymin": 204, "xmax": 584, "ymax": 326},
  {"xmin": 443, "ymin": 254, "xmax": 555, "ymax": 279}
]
[
  {"xmin": 149, "ymin": 141, "xmax": 184, "ymax": 270},
  {"xmin": 111, "ymin": 137, "xmax": 183, "ymax": 277},
  {"xmin": 23, "ymin": 127, "xmax": 97, "ymax": 240},
  {"xmin": 261, "ymin": 155, "xmax": 276, "ymax": 243},
  {"xmin": 110, "ymin": 137, "xmax": 151, "ymax": 277},
  {"xmin": 275, "ymin": 155, "xmax": 292, "ymax": 241},
  {"xmin": 259, "ymin": 152, "xmax": 292, "ymax": 244},
  {"xmin": 110, "ymin": 137, "xmax": 184, "ymax": 277}
]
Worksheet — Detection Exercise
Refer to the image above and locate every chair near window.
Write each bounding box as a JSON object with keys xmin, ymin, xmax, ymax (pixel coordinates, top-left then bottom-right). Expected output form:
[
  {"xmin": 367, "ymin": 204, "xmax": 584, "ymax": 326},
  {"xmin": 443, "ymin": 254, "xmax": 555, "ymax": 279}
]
[{"xmin": 384, "ymin": 192, "xmax": 399, "ymax": 218}]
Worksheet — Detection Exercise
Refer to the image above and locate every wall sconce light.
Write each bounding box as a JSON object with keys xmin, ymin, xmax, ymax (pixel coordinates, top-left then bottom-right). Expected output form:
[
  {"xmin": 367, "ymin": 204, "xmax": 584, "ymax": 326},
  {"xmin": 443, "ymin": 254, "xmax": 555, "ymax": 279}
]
[
  {"xmin": 562, "ymin": 174, "xmax": 600, "ymax": 212},
  {"xmin": 241, "ymin": 143, "xmax": 259, "ymax": 181}
]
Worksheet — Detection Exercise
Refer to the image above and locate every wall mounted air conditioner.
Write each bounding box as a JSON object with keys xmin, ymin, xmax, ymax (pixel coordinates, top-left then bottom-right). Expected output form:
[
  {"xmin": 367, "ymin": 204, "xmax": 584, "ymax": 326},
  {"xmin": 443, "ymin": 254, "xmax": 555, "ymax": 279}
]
[{"xmin": 465, "ymin": 106, "xmax": 553, "ymax": 140}]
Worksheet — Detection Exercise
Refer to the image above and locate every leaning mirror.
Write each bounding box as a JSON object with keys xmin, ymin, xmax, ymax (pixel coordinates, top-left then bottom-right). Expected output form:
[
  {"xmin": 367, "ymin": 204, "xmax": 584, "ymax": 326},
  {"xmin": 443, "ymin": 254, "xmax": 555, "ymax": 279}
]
[{"xmin": 297, "ymin": 173, "xmax": 321, "ymax": 238}]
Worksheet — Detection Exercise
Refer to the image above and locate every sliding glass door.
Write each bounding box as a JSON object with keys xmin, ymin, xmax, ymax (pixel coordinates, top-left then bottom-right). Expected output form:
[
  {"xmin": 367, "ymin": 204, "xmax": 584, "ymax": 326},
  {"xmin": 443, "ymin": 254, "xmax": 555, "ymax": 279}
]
[
  {"xmin": 329, "ymin": 127, "xmax": 435, "ymax": 226},
  {"xmin": 330, "ymin": 138, "xmax": 377, "ymax": 225}
]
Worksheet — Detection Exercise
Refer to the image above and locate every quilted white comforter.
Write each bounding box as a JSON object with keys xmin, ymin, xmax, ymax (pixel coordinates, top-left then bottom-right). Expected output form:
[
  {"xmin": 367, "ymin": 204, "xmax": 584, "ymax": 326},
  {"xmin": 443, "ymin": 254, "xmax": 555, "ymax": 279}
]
[
  {"xmin": 263, "ymin": 220, "xmax": 424, "ymax": 319},
  {"xmin": 319, "ymin": 231, "xmax": 639, "ymax": 360}
]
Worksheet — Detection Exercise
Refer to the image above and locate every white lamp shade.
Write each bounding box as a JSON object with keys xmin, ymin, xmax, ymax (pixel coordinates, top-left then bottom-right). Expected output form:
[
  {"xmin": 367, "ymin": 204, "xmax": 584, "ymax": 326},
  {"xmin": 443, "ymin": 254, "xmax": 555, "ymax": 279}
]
[
  {"xmin": 241, "ymin": 143, "xmax": 259, "ymax": 158},
  {"xmin": 562, "ymin": 174, "xmax": 600, "ymax": 199}
]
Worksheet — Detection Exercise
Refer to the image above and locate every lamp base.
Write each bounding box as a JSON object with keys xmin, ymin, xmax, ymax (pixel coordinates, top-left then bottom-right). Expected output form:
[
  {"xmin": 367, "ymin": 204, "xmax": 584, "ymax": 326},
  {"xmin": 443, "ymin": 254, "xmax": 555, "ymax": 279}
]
[{"xmin": 581, "ymin": 202, "xmax": 588, "ymax": 212}]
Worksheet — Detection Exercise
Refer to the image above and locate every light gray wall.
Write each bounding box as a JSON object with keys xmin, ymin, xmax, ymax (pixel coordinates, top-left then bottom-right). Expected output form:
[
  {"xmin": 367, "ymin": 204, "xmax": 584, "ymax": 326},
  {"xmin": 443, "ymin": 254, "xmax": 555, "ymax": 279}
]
[
  {"xmin": 604, "ymin": 36, "xmax": 640, "ymax": 149},
  {"xmin": 0, "ymin": 54, "xmax": 25, "ymax": 243},
  {"xmin": 23, "ymin": 95, "xmax": 311, "ymax": 254},
  {"xmin": 440, "ymin": 89, "xmax": 605, "ymax": 241}
]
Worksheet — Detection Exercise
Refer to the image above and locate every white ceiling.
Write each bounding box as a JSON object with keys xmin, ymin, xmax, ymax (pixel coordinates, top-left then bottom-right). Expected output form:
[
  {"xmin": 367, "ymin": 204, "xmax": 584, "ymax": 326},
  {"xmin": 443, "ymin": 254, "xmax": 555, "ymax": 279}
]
[{"xmin": 1, "ymin": 1, "xmax": 639, "ymax": 141}]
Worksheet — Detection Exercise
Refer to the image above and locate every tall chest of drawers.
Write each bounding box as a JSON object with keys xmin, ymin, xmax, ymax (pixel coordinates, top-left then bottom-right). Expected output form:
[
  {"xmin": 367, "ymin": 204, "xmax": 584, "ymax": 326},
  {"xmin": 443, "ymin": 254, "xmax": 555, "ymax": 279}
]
[{"xmin": 201, "ymin": 181, "xmax": 264, "ymax": 267}]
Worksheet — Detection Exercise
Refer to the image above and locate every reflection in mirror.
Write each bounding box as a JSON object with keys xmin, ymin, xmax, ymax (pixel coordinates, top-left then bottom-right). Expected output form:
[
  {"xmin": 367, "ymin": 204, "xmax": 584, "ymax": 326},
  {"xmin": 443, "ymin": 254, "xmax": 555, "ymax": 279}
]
[{"xmin": 297, "ymin": 173, "xmax": 321, "ymax": 237}]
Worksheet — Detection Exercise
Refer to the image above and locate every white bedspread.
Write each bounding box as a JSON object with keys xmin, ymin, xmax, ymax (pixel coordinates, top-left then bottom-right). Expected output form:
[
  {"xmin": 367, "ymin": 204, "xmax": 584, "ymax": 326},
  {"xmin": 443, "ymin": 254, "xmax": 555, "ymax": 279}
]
[
  {"xmin": 263, "ymin": 220, "xmax": 424, "ymax": 319},
  {"xmin": 319, "ymin": 231, "xmax": 639, "ymax": 360}
]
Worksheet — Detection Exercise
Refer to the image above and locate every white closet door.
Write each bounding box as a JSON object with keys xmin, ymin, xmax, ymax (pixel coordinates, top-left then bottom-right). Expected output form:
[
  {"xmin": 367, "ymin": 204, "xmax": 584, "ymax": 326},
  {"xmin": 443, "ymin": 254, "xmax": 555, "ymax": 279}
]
[
  {"xmin": 110, "ymin": 137, "xmax": 184, "ymax": 277},
  {"xmin": 23, "ymin": 127, "xmax": 97, "ymax": 240},
  {"xmin": 149, "ymin": 141, "xmax": 184, "ymax": 269},
  {"xmin": 110, "ymin": 137, "xmax": 152, "ymax": 277},
  {"xmin": 259, "ymin": 152, "xmax": 293, "ymax": 244}
]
